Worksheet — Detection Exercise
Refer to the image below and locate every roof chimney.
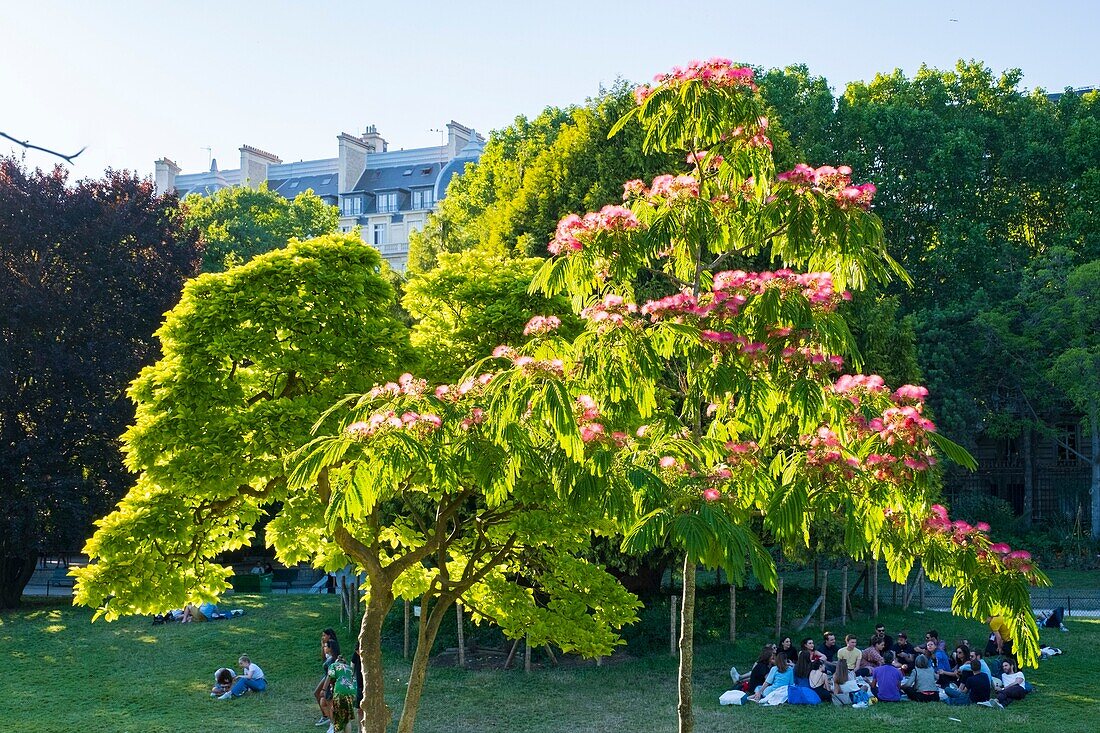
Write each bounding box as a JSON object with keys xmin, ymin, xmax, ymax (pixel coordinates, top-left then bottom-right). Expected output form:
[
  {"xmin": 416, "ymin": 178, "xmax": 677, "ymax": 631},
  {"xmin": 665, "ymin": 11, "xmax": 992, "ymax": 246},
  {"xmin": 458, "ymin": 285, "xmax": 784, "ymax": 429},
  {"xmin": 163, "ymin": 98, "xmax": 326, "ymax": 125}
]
[
  {"xmin": 240, "ymin": 145, "xmax": 281, "ymax": 190},
  {"xmin": 154, "ymin": 157, "xmax": 181, "ymax": 195},
  {"xmin": 362, "ymin": 124, "xmax": 387, "ymax": 153}
]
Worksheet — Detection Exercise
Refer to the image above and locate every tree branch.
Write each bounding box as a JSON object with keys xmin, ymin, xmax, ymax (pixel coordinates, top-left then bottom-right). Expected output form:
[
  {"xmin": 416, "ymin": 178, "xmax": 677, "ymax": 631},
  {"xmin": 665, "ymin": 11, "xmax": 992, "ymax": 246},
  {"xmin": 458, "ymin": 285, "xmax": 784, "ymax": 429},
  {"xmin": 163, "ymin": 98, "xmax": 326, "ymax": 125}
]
[{"xmin": 1, "ymin": 131, "xmax": 86, "ymax": 164}]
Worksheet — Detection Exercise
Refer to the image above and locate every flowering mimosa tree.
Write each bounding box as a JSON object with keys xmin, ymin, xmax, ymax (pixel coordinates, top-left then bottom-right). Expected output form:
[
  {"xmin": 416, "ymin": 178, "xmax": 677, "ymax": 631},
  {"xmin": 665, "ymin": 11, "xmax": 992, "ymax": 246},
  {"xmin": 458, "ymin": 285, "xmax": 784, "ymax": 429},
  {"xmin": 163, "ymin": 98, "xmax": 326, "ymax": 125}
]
[{"xmin": 518, "ymin": 57, "xmax": 1047, "ymax": 732}]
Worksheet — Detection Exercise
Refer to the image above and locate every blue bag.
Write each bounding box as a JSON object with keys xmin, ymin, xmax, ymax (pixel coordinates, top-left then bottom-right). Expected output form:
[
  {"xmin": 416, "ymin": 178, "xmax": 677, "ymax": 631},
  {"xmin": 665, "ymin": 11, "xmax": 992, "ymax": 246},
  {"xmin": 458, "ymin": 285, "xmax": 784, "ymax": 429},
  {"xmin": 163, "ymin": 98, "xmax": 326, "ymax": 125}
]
[{"xmin": 788, "ymin": 686, "xmax": 821, "ymax": 705}]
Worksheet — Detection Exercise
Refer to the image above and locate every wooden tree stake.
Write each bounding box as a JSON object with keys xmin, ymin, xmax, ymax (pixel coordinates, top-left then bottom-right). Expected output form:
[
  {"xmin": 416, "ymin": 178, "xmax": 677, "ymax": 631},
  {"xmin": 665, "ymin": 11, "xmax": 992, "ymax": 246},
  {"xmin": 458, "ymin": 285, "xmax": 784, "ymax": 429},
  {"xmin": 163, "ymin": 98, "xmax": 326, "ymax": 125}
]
[
  {"xmin": 503, "ymin": 638, "xmax": 520, "ymax": 670},
  {"xmin": 729, "ymin": 585, "xmax": 737, "ymax": 643},
  {"xmin": 524, "ymin": 634, "xmax": 532, "ymax": 673},
  {"xmin": 820, "ymin": 571, "xmax": 829, "ymax": 629},
  {"xmin": 456, "ymin": 602, "xmax": 466, "ymax": 668},
  {"xmin": 840, "ymin": 564, "xmax": 848, "ymax": 626},
  {"xmin": 872, "ymin": 558, "xmax": 879, "ymax": 618},
  {"xmin": 404, "ymin": 600, "xmax": 410, "ymax": 660}
]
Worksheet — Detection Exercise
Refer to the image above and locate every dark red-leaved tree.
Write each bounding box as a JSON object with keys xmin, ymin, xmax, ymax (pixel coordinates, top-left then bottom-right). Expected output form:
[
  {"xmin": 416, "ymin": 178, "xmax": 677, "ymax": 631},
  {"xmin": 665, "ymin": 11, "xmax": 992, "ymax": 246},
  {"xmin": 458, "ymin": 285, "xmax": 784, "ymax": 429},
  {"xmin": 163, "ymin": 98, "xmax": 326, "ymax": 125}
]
[{"xmin": 0, "ymin": 157, "xmax": 201, "ymax": 607}]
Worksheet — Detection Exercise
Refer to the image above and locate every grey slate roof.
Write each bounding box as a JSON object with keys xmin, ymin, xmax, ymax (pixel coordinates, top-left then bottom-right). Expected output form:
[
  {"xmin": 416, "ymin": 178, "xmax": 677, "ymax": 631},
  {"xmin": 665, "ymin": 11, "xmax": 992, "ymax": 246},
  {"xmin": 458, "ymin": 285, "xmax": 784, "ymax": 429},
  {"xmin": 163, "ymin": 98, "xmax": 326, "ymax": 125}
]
[
  {"xmin": 268, "ymin": 173, "xmax": 339, "ymax": 199},
  {"xmin": 350, "ymin": 161, "xmax": 442, "ymax": 194}
]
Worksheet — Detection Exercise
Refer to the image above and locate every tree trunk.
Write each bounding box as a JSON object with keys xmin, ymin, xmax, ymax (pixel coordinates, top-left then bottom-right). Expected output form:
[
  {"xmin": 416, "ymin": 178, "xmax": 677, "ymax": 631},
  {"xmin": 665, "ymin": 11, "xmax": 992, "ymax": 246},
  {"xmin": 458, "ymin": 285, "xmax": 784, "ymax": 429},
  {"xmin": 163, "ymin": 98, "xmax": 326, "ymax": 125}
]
[
  {"xmin": 0, "ymin": 553, "xmax": 37, "ymax": 609},
  {"xmin": 677, "ymin": 557, "xmax": 696, "ymax": 733},
  {"xmin": 397, "ymin": 593, "xmax": 454, "ymax": 733},
  {"xmin": 1022, "ymin": 427, "xmax": 1034, "ymax": 529},
  {"xmin": 358, "ymin": 588, "xmax": 396, "ymax": 733},
  {"xmin": 1090, "ymin": 403, "xmax": 1100, "ymax": 540}
]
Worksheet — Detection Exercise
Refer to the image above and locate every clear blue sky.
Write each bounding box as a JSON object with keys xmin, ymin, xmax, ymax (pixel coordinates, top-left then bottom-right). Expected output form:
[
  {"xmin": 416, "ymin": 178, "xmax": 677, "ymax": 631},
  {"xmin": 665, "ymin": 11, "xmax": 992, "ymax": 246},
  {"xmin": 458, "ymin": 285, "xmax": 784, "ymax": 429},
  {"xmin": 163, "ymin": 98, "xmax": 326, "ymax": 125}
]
[{"xmin": 2, "ymin": 1, "xmax": 1096, "ymax": 181}]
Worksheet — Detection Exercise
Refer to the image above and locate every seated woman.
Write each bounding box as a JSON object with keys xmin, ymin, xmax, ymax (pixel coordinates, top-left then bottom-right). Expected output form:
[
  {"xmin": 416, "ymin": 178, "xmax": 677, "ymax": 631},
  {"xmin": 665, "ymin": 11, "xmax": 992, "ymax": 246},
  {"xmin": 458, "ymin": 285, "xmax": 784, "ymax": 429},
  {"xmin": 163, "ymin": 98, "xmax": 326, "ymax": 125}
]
[
  {"xmin": 857, "ymin": 636, "xmax": 886, "ymax": 675},
  {"xmin": 996, "ymin": 659, "xmax": 1028, "ymax": 707},
  {"xmin": 211, "ymin": 667, "xmax": 234, "ymax": 697},
  {"xmin": 776, "ymin": 636, "xmax": 798, "ymax": 664},
  {"xmin": 799, "ymin": 637, "xmax": 826, "ymax": 664},
  {"xmin": 793, "ymin": 650, "xmax": 814, "ymax": 687},
  {"xmin": 750, "ymin": 653, "xmax": 793, "ymax": 702},
  {"xmin": 937, "ymin": 644, "xmax": 970, "ymax": 687},
  {"xmin": 745, "ymin": 647, "xmax": 775, "ymax": 694},
  {"xmin": 829, "ymin": 659, "xmax": 865, "ymax": 705},
  {"xmin": 807, "ymin": 659, "xmax": 831, "ymax": 702},
  {"xmin": 901, "ymin": 653, "xmax": 939, "ymax": 702}
]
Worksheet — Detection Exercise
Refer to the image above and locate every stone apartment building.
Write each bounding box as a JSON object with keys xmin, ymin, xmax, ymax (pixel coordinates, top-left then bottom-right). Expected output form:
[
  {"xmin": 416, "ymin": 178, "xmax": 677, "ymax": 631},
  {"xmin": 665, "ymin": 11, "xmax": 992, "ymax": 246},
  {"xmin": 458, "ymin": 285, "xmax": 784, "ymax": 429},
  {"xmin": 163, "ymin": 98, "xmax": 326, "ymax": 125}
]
[{"xmin": 154, "ymin": 120, "xmax": 484, "ymax": 272}]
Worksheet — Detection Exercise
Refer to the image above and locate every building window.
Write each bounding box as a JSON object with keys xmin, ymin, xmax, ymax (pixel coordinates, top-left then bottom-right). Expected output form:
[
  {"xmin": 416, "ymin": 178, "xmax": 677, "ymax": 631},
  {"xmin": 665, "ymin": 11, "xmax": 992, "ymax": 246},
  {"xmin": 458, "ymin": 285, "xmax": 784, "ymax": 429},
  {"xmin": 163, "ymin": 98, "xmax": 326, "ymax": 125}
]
[
  {"xmin": 376, "ymin": 192, "xmax": 398, "ymax": 213},
  {"xmin": 1057, "ymin": 424, "xmax": 1081, "ymax": 464},
  {"xmin": 412, "ymin": 189, "xmax": 434, "ymax": 209},
  {"xmin": 341, "ymin": 196, "xmax": 362, "ymax": 216},
  {"xmin": 372, "ymin": 223, "xmax": 387, "ymax": 246}
]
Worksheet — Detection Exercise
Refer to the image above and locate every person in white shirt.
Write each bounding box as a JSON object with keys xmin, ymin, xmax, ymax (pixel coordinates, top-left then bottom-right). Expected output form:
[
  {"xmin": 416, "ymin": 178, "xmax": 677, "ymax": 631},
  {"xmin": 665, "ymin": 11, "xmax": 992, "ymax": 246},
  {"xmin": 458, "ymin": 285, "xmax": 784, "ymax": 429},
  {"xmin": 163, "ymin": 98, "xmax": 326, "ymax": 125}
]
[
  {"xmin": 218, "ymin": 655, "xmax": 267, "ymax": 699},
  {"xmin": 996, "ymin": 659, "xmax": 1028, "ymax": 707}
]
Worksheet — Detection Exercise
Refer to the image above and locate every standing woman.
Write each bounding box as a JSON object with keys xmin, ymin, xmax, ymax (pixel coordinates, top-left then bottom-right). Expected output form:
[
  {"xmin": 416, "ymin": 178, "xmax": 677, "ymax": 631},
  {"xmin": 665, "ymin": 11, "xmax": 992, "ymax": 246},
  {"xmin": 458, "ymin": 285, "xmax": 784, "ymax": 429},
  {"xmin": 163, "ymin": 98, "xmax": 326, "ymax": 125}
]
[{"xmin": 314, "ymin": 630, "xmax": 340, "ymax": 727}]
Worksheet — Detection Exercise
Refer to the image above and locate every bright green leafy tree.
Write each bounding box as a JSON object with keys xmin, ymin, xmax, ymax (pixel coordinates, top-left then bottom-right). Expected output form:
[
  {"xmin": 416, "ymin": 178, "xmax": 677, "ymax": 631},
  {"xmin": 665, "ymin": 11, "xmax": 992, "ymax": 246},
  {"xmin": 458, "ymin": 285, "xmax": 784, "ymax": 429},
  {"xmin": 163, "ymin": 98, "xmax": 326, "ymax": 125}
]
[
  {"xmin": 402, "ymin": 248, "xmax": 580, "ymax": 383},
  {"xmin": 73, "ymin": 234, "xmax": 414, "ymax": 613},
  {"xmin": 287, "ymin": 366, "xmax": 641, "ymax": 732},
  {"xmin": 182, "ymin": 184, "xmax": 339, "ymax": 272},
  {"xmin": 522, "ymin": 58, "xmax": 1046, "ymax": 732}
]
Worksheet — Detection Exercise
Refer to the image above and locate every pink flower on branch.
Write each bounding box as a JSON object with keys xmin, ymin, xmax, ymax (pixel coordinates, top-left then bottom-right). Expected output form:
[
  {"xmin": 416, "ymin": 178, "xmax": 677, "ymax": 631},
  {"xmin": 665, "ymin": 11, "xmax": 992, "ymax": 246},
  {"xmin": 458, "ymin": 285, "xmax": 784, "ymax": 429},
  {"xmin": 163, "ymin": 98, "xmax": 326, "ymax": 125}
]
[
  {"xmin": 648, "ymin": 57, "xmax": 757, "ymax": 93},
  {"xmin": 523, "ymin": 315, "xmax": 562, "ymax": 336},
  {"xmin": 548, "ymin": 205, "xmax": 641, "ymax": 256}
]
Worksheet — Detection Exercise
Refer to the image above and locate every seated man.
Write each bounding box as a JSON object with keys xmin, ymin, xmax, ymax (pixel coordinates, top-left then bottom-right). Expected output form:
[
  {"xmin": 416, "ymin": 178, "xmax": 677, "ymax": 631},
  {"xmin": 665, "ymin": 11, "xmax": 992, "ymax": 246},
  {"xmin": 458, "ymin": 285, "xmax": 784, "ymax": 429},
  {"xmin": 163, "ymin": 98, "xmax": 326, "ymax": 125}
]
[
  {"xmin": 836, "ymin": 635, "xmax": 862, "ymax": 675},
  {"xmin": 958, "ymin": 650, "xmax": 992, "ymax": 683},
  {"xmin": 892, "ymin": 631, "xmax": 916, "ymax": 662},
  {"xmin": 873, "ymin": 624, "xmax": 894, "ymax": 654},
  {"xmin": 944, "ymin": 670, "xmax": 991, "ymax": 706},
  {"xmin": 871, "ymin": 651, "xmax": 904, "ymax": 702}
]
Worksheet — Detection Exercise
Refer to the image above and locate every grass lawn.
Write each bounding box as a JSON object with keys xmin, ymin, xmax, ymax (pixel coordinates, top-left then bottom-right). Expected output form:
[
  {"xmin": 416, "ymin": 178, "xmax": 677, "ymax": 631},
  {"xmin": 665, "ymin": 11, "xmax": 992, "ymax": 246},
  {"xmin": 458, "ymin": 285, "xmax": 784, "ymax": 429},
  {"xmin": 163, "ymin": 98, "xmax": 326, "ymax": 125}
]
[{"xmin": 1, "ymin": 594, "xmax": 1094, "ymax": 732}]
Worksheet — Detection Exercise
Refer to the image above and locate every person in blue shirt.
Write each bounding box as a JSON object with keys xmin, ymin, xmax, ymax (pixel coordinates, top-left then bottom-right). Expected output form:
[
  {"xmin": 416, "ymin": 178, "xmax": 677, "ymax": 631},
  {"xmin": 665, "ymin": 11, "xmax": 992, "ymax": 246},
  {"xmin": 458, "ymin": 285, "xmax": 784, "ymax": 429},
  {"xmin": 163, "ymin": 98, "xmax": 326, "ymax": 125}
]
[
  {"xmin": 958, "ymin": 650, "xmax": 992, "ymax": 683},
  {"xmin": 923, "ymin": 640, "xmax": 952, "ymax": 677},
  {"xmin": 750, "ymin": 653, "xmax": 794, "ymax": 701}
]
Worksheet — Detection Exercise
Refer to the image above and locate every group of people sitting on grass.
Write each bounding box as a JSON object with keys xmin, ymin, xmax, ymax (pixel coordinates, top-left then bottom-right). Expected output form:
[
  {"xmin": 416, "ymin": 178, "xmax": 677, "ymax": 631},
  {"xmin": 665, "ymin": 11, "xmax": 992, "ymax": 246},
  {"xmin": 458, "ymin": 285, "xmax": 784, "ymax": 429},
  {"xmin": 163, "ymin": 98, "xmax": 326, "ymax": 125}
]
[
  {"xmin": 311, "ymin": 628, "xmax": 364, "ymax": 733},
  {"xmin": 734, "ymin": 618, "xmax": 1031, "ymax": 709}
]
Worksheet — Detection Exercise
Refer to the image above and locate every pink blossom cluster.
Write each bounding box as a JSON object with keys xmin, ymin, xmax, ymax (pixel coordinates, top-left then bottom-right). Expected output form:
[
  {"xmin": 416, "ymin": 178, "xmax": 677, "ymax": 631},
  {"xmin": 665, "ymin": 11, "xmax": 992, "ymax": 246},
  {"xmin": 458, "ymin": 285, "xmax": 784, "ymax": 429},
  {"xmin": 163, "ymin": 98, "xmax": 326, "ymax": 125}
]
[
  {"xmin": 574, "ymin": 396, "xmax": 628, "ymax": 446},
  {"xmin": 924, "ymin": 505, "xmax": 1035, "ymax": 574},
  {"xmin": 580, "ymin": 293, "xmax": 639, "ymax": 330},
  {"xmin": 345, "ymin": 409, "xmax": 443, "ymax": 440},
  {"xmin": 368, "ymin": 372, "xmax": 429, "ymax": 400},
  {"xmin": 459, "ymin": 408, "xmax": 485, "ymax": 431},
  {"xmin": 523, "ymin": 315, "xmax": 561, "ymax": 336},
  {"xmin": 724, "ymin": 440, "xmax": 759, "ymax": 465},
  {"xmin": 650, "ymin": 57, "xmax": 757, "ymax": 91},
  {"xmin": 548, "ymin": 205, "xmax": 641, "ymax": 255},
  {"xmin": 433, "ymin": 372, "xmax": 495, "ymax": 402},
  {"xmin": 776, "ymin": 163, "xmax": 877, "ymax": 211},
  {"xmin": 780, "ymin": 346, "xmax": 845, "ymax": 371},
  {"xmin": 832, "ymin": 373, "xmax": 888, "ymax": 399},
  {"xmin": 639, "ymin": 290, "xmax": 747, "ymax": 323},
  {"xmin": 686, "ymin": 150, "xmax": 724, "ymax": 171},
  {"xmin": 491, "ymin": 346, "xmax": 566, "ymax": 379},
  {"xmin": 713, "ymin": 269, "xmax": 847, "ymax": 308},
  {"xmin": 622, "ymin": 174, "xmax": 700, "ymax": 203}
]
